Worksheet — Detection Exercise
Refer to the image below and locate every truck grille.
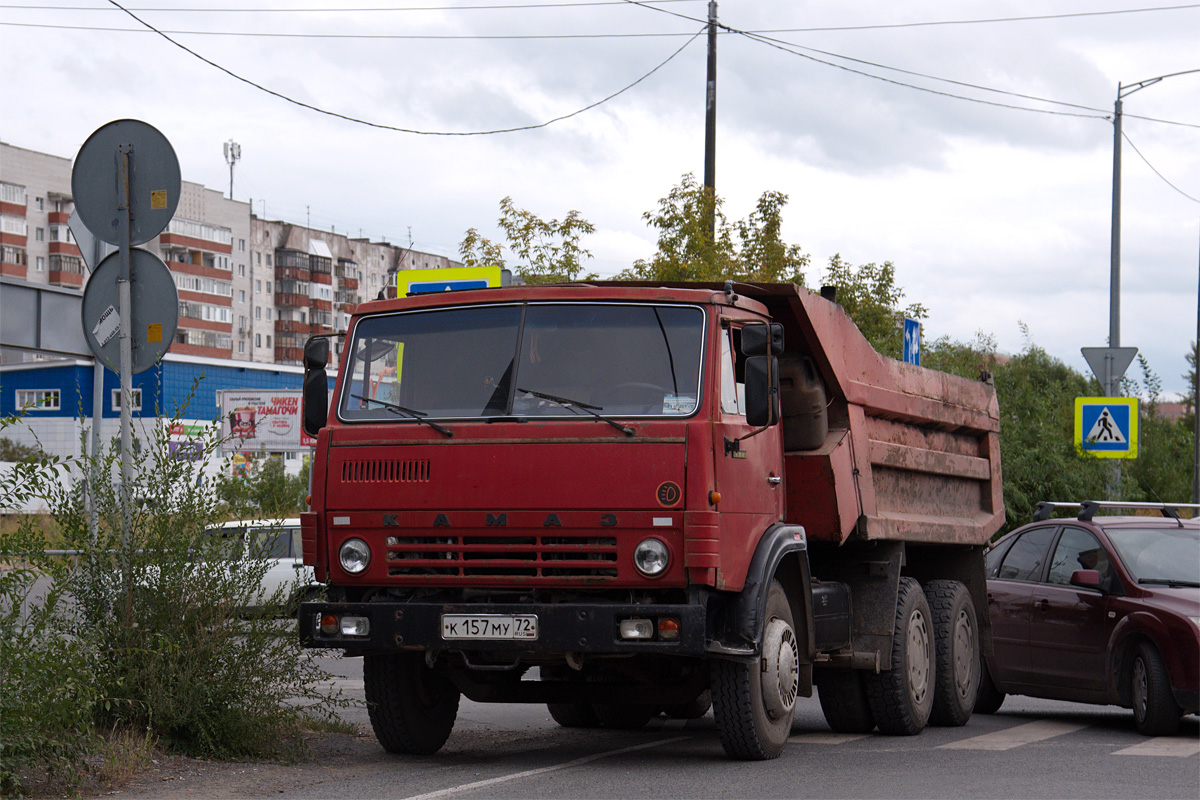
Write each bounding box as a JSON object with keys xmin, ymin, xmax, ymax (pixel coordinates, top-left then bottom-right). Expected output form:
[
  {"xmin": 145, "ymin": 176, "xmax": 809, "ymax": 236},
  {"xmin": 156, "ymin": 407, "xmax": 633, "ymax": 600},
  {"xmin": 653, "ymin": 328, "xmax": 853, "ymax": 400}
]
[
  {"xmin": 341, "ymin": 459, "xmax": 430, "ymax": 483},
  {"xmin": 384, "ymin": 532, "xmax": 618, "ymax": 580}
]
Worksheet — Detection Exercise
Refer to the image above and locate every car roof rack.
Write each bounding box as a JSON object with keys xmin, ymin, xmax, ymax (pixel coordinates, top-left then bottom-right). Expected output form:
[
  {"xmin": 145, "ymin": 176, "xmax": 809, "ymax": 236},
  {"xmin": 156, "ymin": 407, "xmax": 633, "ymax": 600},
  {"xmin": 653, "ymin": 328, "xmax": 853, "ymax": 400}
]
[{"xmin": 1034, "ymin": 500, "xmax": 1200, "ymax": 523}]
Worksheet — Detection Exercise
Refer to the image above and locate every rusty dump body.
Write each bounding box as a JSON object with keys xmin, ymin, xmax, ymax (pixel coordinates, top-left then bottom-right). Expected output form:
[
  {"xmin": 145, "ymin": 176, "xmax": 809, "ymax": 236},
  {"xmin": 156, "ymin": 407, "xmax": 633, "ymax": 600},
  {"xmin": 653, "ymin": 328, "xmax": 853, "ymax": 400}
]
[
  {"xmin": 298, "ymin": 279, "xmax": 1003, "ymax": 752},
  {"xmin": 732, "ymin": 282, "xmax": 1004, "ymax": 547}
]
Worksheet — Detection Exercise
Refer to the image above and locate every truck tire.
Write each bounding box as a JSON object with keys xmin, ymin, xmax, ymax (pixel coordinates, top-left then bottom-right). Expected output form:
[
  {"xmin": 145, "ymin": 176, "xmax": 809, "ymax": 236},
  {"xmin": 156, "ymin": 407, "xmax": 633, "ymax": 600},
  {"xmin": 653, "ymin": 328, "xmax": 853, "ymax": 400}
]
[
  {"xmin": 664, "ymin": 689, "xmax": 712, "ymax": 720},
  {"xmin": 363, "ymin": 653, "xmax": 460, "ymax": 755},
  {"xmin": 924, "ymin": 580, "xmax": 980, "ymax": 727},
  {"xmin": 711, "ymin": 580, "xmax": 798, "ymax": 760},
  {"xmin": 593, "ymin": 704, "xmax": 657, "ymax": 729},
  {"xmin": 865, "ymin": 577, "xmax": 934, "ymax": 736},
  {"xmin": 816, "ymin": 670, "xmax": 876, "ymax": 733},
  {"xmin": 974, "ymin": 658, "xmax": 1005, "ymax": 715},
  {"xmin": 1131, "ymin": 641, "xmax": 1182, "ymax": 736},
  {"xmin": 547, "ymin": 703, "xmax": 601, "ymax": 728}
]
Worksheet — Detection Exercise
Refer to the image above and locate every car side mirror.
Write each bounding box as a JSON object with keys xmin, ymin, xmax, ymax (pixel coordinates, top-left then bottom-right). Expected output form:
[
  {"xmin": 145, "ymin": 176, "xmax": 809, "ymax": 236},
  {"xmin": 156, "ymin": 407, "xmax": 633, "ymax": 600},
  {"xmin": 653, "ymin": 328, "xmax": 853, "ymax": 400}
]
[
  {"xmin": 1069, "ymin": 569, "xmax": 1102, "ymax": 590},
  {"xmin": 744, "ymin": 355, "xmax": 780, "ymax": 427},
  {"xmin": 741, "ymin": 322, "xmax": 784, "ymax": 356},
  {"xmin": 302, "ymin": 337, "xmax": 329, "ymax": 438}
]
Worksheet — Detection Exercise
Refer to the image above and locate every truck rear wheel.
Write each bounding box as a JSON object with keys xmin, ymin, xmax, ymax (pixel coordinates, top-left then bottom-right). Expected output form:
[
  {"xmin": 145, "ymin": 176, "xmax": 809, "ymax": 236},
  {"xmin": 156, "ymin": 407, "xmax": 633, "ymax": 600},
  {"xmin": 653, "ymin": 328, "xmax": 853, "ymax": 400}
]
[
  {"xmin": 924, "ymin": 580, "xmax": 980, "ymax": 727},
  {"xmin": 711, "ymin": 580, "xmax": 798, "ymax": 760},
  {"xmin": 816, "ymin": 670, "xmax": 876, "ymax": 733},
  {"xmin": 865, "ymin": 577, "xmax": 934, "ymax": 736},
  {"xmin": 363, "ymin": 653, "xmax": 460, "ymax": 755},
  {"xmin": 547, "ymin": 703, "xmax": 600, "ymax": 728}
]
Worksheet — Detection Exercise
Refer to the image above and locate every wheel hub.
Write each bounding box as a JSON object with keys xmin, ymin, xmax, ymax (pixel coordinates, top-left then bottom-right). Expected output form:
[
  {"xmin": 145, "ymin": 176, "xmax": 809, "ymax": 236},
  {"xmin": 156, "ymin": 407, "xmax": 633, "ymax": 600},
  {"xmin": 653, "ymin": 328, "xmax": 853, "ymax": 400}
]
[
  {"xmin": 906, "ymin": 608, "xmax": 931, "ymax": 706},
  {"xmin": 952, "ymin": 609, "xmax": 975, "ymax": 701},
  {"xmin": 1132, "ymin": 657, "xmax": 1148, "ymax": 722},
  {"xmin": 761, "ymin": 617, "xmax": 799, "ymax": 720}
]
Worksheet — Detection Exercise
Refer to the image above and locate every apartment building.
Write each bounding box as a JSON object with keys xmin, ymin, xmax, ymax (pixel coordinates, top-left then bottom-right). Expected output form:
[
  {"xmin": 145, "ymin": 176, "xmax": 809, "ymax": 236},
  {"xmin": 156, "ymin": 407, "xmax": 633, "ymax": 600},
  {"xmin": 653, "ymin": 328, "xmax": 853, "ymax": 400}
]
[{"xmin": 1, "ymin": 140, "xmax": 461, "ymax": 367}]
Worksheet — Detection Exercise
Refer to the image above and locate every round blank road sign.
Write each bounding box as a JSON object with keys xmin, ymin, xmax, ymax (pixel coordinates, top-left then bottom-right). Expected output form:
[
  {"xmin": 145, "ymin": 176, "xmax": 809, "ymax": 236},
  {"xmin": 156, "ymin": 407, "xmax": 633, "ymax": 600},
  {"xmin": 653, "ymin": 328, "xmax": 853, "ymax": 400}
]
[
  {"xmin": 81, "ymin": 249, "xmax": 179, "ymax": 374},
  {"xmin": 71, "ymin": 119, "xmax": 181, "ymax": 247}
]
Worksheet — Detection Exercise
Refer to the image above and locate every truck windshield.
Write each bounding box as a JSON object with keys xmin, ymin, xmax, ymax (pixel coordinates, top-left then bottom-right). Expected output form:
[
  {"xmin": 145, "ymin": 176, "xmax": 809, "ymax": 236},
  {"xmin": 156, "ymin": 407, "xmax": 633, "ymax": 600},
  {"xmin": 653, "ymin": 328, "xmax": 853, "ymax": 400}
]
[{"xmin": 338, "ymin": 302, "xmax": 704, "ymax": 421}]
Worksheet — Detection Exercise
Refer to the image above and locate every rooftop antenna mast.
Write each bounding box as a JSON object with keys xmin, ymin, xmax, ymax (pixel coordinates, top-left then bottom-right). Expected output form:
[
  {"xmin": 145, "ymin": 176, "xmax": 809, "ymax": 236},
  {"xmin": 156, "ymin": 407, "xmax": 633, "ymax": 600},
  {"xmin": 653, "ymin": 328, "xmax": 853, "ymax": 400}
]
[{"xmin": 223, "ymin": 139, "xmax": 241, "ymax": 200}]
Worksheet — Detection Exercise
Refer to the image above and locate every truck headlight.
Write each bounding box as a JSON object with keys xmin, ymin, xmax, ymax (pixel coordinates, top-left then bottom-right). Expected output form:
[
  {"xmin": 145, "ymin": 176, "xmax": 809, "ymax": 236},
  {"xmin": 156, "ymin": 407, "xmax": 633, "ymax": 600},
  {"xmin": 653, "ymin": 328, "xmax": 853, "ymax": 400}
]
[
  {"xmin": 339, "ymin": 538, "xmax": 371, "ymax": 574},
  {"xmin": 634, "ymin": 538, "xmax": 670, "ymax": 577}
]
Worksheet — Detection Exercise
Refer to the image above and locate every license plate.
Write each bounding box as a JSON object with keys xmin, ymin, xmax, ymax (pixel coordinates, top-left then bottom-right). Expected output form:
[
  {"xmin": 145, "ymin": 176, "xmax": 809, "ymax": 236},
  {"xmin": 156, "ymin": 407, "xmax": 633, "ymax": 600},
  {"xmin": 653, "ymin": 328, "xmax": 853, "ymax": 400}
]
[{"xmin": 441, "ymin": 614, "xmax": 538, "ymax": 641}]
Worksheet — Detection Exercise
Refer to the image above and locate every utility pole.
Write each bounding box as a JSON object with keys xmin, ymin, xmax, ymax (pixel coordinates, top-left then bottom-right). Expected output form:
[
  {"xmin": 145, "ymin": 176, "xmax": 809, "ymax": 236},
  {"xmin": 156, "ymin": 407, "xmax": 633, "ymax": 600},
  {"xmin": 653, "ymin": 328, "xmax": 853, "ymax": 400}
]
[
  {"xmin": 703, "ymin": 1, "xmax": 718, "ymax": 240},
  {"xmin": 223, "ymin": 140, "xmax": 241, "ymax": 200}
]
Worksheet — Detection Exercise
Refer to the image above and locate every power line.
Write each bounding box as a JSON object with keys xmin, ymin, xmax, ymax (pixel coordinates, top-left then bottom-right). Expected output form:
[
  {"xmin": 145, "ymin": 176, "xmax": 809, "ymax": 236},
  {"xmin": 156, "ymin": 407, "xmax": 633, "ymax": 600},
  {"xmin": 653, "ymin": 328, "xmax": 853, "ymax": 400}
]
[
  {"xmin": 104, "ymin": 0, "xmax": 704, "ymax": 135},
  {"xmin": 0, "ymin": 0, "xmax": 699, "ymax": 10},
  {"xmin": 1122, "ymin": 131, "xmax": 1200, "ymax": 203},
  {"xmin": 0, "ymin": 20, "xmax": 695, "ymax": 38}
]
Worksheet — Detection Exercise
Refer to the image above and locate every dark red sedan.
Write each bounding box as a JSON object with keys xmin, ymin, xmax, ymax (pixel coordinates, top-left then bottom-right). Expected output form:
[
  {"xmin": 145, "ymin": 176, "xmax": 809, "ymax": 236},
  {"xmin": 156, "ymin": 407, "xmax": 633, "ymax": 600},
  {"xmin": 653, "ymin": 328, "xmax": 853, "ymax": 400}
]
[{"xmin": 977, "ymin": 501, "xmax": 1199, "ymax": 735}]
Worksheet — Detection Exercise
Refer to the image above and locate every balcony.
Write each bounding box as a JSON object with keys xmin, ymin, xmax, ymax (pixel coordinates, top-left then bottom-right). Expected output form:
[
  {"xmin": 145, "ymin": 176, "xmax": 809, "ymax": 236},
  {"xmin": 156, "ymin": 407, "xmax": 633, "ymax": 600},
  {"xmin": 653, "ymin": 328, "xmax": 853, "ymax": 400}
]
[
  {"xmin": 275, "ymin": 292, "xmax": 309, "ymax": 308},
  {"xmin": 339, "ymin": 276, "xmax": 359, "ymax": 290},
  {"xmin": 275, "ymin": 319, "xmax": 311, "ymax": 335},
  {"xmin": 49, "ymin": 269, "xmax": 84, "ymax": 288},
  {"xmin": 275, "ymin": 346, "xmax": 304, "ymax": 364},
  {"xmin": 276, "ymin": 264, "xmax": 310, "ymax": 282}
]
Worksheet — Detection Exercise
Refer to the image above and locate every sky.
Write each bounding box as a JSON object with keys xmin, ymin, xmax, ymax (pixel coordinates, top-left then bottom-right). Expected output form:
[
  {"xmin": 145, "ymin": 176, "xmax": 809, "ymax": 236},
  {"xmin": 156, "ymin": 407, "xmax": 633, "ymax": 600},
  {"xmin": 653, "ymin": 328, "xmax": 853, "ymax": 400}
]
[{"xmin": 2, "ymin": 0, "xmax": 1198, "ymax": 397}]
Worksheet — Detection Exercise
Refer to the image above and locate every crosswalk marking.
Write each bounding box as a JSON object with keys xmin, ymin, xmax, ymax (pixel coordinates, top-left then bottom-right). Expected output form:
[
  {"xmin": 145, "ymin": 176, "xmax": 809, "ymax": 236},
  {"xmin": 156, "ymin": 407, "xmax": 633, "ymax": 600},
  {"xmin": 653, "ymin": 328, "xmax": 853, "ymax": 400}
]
[
  {"xmin": 938, "ymin": 720, "xmax": 1088, "ymax": 751},
  {"xmin": 788, "ymin": 732, "xmax": 872, "ymax": 745},
  {"xmin": 1113, "ymin": 738, "xmax": 1200, "ymax": 757}
]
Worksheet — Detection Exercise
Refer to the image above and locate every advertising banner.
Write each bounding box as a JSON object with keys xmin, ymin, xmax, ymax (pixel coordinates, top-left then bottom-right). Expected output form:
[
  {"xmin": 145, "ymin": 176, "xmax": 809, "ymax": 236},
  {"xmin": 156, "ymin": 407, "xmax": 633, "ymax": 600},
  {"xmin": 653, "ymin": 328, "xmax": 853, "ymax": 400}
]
[{"xmin": 219, "ymin": 390, "xmax": 316, "ymax": 453}]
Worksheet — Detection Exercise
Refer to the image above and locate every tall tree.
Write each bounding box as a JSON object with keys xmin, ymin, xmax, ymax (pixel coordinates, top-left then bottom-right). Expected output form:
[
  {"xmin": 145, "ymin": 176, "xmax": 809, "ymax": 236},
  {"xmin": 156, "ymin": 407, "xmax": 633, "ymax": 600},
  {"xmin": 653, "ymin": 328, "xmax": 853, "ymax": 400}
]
[
  {"xmin": 820, "ymin": 254, "xmax": 926, "ymax": 360},
  {"xmin": 618, "ymin": 174, "xmax": 808, "ymax": 284},
  {"xmin": 460, "ymin": 196, "xmax": 597, "ymax": 285}
]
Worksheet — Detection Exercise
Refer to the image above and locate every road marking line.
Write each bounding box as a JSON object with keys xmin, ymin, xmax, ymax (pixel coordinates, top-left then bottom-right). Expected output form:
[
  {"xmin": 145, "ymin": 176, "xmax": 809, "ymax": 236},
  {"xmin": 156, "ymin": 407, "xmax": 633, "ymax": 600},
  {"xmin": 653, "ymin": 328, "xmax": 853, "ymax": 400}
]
[
  {"xmin": 401, "ymin": 737, "xmax": 690, "ymax": 800},
  {"xmin": 939, "ymin": 720, "xmax": 1088, "ymax": 751},
  {"xmin": 788, "ymin": 732, "xmax": 872, "ymax": 745},
  {"xmin": 1113, "ymin": 738, "xmax": 1200, "ymax": 757}
]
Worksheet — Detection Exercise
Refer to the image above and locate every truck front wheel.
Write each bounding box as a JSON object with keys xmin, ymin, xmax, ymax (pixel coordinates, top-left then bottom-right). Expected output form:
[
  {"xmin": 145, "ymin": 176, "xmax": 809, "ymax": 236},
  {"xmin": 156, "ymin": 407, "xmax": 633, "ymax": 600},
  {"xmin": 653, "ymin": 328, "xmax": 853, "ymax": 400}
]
[
  {"xmin": 865, "ymin": 577, "xmax": 934, "ymax": 735},
  {"xmin": 924, "ymin": 580, "xmax": 980, "ymax": 727},
  {"xmin": 363, "ymin": 653, "xmax": 460, "ymax": 755},
  {"xmin": 711, "ymin": 580, "xmax": 798, "ymax": 760}
]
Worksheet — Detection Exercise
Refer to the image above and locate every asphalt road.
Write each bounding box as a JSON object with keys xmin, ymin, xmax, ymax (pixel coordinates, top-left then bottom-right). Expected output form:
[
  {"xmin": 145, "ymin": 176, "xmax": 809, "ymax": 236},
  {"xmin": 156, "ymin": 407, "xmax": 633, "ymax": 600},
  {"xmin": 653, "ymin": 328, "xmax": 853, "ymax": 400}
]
[{"xmin": 285, "ymin": 653, "xmax": 1199, "ymax": 800}]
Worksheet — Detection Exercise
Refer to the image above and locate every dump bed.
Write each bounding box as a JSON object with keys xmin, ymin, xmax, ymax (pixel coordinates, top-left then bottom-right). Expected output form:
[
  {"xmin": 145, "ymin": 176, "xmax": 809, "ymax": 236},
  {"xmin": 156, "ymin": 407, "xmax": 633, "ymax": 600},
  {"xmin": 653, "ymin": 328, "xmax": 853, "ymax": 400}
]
[{"xmin": 744, "ymin": 283, "xmax": 1002, "ymax": 546}]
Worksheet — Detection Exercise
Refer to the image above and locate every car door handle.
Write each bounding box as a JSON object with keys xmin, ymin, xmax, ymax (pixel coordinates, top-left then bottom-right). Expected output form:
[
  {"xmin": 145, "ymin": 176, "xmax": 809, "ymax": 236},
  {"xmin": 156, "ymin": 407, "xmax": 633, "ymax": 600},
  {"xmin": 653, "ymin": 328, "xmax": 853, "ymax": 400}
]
[{"xmin": 1036, "ymin": 598, "xmax": 1050, "ymax": 612}]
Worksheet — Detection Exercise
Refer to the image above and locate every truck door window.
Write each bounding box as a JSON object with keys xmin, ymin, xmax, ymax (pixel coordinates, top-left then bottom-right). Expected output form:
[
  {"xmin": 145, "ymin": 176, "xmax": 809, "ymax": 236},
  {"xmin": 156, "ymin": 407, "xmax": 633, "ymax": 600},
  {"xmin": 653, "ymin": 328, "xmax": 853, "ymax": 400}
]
[{"xmin": 720, "ymin": 327, "xmax": 746, "ymax": 416}]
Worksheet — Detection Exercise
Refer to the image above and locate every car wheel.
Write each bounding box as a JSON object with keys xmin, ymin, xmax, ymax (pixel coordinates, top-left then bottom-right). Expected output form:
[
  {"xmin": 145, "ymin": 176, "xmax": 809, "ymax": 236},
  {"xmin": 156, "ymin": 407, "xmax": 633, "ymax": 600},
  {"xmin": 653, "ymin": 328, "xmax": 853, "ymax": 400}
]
[
  {"xmin": 363, "ymin": 653, "xmax": 460, "ymax": 755},
  {"xmin": 973, "ymin": 657, "xmax": 1006, "ymax": 715},
  {"xmin": 1130, "ymin": 641, "xmax": 1182, "ymax": 736},
  {"xmin": 816, "ymin": 670, "xmax": 876, "ymax": 733},
  {"xmin": 593, "ymin": 703, "xmax": 657, "ymax": 729},
  {"xmin": 547, "ymin": 703, "xmax": 601, "ymax": 728},
  {"xmin": 924, "ymin": 580, "xmax": 980, "ymax": 727},
  {"xmin": 865, "ymin": 577, "xmax": 935, "ymax": 735},
  {"xmin": 711, "ymin": 579, "xmax": 798, "ymax": 759}
]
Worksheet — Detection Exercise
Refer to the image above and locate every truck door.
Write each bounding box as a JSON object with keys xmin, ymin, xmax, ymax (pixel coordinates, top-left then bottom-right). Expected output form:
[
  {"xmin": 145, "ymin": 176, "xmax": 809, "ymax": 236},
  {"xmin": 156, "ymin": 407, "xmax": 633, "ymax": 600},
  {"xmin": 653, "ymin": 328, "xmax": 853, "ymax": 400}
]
[{"xmin": 712, "ymin": 323, "xmax": 785, "ymax": 585}]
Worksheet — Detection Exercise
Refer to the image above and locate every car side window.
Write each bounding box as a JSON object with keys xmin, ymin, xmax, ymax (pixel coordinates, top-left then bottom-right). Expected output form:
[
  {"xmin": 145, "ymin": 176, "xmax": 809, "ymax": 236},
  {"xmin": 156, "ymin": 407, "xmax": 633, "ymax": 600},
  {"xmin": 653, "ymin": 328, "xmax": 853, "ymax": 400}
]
[
  {"xmin": 251, "ymin": 529, "xmax": 293, "ymax": 559},
  {"xmin": 1047, "ymin": 527, "xmax": 1110, "ymax": 586},
  {"xmin": 995, "ymin": 526, "xmax": 1057, "ymax": 582}
]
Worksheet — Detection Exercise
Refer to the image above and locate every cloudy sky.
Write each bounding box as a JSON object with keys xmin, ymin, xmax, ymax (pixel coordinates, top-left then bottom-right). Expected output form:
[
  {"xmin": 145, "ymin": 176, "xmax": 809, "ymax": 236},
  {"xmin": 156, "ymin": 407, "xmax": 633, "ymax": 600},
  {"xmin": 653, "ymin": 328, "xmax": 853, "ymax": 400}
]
[{"xmin": 3, "ymin": 1, "xmax": 1198, "ymax": 396}]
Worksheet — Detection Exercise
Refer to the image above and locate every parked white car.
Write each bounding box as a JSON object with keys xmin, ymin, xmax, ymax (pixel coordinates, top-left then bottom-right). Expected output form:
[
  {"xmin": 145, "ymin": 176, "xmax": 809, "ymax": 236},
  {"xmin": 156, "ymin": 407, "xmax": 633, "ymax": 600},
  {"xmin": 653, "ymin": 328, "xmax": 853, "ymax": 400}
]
[{"xmin": 201, "ymin": 518, "xmax": 321, "ymax": 615}]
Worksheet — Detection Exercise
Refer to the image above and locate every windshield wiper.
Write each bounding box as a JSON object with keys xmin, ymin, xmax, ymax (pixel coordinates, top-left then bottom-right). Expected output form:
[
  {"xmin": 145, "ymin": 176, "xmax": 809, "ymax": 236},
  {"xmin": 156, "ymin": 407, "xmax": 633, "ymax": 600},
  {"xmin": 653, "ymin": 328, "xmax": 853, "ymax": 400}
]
[
  {"xmin": 351, "ymin": 394, "xmax": 454, "ymax": 437},
  {"xmin": 516, "ymin": 387, "xmax": 635, "ymax": 436},
  {"xmin": 1137, "ymin": 578, "xmax": 1200, "ymax": 588}
]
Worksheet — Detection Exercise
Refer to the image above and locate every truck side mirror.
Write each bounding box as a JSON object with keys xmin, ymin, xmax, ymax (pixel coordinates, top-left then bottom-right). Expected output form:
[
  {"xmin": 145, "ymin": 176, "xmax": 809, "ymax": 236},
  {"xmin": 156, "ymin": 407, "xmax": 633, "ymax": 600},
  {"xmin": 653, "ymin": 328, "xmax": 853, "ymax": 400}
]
[
  {"xmin": 302, "ymin": 337, "xmax": 330, "ymax": 438},
  {"xmin": 741, "ymin": 322, "xmax": 784, "ymax": 356},
  {"xmin": 745, "ymin": 355, "xmax": 780, "ymax": 427}
]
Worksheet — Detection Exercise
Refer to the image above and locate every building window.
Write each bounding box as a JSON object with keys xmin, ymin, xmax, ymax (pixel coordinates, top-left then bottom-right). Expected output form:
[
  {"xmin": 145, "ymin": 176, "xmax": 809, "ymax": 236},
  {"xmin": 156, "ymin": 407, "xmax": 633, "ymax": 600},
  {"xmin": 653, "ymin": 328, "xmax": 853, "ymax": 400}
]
[
  {"xmin": 35, "ymin": 256, "xmax": 44, "ymax": 271},
  {"xmin": 35, "ymin": 197, "xmax": 44, "ymax": 211},
  {"xmin": 266, "ymin": 255, "xmax": 272, "ymax": 267},
  {"xmin": 256, "ymin": 333, "xmax": 262, "ymax": 347},
  {"xmin": 238, "ymin": 340, "xmax": 245, "ymax": 354},
  {"xmin": 255, "ymin": 306, "xmax": 261, "ymax": 319},
  {"xmin": 266, "ymin": 308, "xmax": 272, "ymax": 321},
  {"xmin": 256, "ymin": 252, "xmax": 262, "ymax": 265},
  {"xmin": 266, "ymin": 335, "xmax": 271, "ymax": 348},
  {"xmin": 266, "ymin": 281, "xmax": 271, "ymax": 293},
  {"xmin": 239, "ymin": 238, "xmax": 246, "ymax": 251},
  {"xmin": 16, "ymin": 389, "xmax": 60, "ymax": 411},
  {"xmin": 111, "ymin": 388, "xmax": 143, "ymax": 412},
  {"xmin": 238, "ymin": 264, "xmax": 245, "ymax": 277},
  {"xmin": 256, "ymin": 279, "xmax": 262, "ymax": 293},
  {"xmin": 35, "ymin": 227, "xmax": 44, "ymax": 242},
  {"xmin": 239, "ymin": 290, "xmax": 246, "ymax": 302}
]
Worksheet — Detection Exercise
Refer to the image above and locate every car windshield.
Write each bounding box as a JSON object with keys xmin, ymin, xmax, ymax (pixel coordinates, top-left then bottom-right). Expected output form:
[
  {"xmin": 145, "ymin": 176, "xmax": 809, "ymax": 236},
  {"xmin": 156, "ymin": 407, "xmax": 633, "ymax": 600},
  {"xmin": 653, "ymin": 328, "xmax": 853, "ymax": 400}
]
[
  {"xmin": 1104, "ymin": 524, "xmax": 1200, "ymax": 584},
  {"xmin": 338, "ymin": 302, "xmax": 704, "ymax": 421}
]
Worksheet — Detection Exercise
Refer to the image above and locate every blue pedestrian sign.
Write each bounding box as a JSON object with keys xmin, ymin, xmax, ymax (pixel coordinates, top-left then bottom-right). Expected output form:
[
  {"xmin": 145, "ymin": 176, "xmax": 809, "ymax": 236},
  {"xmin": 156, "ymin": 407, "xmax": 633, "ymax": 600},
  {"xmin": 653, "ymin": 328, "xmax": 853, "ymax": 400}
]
[
  {"xmin": 1074, "ymin": 397, "xmax": 1138, "ymax": 459},
  {"xmin": 903, "ymin": 318, "xmax": 921, "ymax": 366}
]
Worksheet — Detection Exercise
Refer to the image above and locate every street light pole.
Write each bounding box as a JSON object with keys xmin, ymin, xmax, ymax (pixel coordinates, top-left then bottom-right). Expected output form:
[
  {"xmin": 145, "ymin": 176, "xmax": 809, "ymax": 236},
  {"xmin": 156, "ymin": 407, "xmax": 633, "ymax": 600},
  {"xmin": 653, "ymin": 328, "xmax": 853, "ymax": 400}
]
[{"xmin": 703, "ymin": 1, "xmax": 718, "ymax": 240}]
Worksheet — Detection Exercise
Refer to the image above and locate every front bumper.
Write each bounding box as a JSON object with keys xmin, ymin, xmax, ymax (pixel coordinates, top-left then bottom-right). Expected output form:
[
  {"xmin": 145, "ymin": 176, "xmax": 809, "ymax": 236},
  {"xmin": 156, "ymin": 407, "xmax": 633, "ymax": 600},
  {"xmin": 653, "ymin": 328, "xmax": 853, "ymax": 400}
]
[{"xmin": 299, "ymin": 600, "xmax": 708, "ymax": 656}]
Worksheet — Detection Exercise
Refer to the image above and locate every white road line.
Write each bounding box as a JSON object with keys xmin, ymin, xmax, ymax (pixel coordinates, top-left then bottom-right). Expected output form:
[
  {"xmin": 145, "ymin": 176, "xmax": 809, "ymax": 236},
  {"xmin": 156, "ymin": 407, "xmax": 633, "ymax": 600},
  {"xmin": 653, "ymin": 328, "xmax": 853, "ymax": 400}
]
[
  {"xmin": 788, "ymin": 732, "xmax": 872, "ymax": 745},
  {"xmin": 401, "ymin": 737, "xmax": 690, "ymax": 800},
  {"xmin": 1113, "ymin": 738, "xmax": 1200, "ymax": 757},
  {"xmin": 938, "ymin": 720, "xmax": 1088, "ymax": 751}
]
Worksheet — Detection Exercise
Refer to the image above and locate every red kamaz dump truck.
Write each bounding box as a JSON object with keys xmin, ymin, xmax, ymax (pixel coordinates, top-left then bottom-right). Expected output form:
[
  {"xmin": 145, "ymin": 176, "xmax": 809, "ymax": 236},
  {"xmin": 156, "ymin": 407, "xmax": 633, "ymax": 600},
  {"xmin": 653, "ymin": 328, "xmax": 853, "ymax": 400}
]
[{"xmin": 298, "ymin": 281, "xmax": 1004, "ymax": 760}]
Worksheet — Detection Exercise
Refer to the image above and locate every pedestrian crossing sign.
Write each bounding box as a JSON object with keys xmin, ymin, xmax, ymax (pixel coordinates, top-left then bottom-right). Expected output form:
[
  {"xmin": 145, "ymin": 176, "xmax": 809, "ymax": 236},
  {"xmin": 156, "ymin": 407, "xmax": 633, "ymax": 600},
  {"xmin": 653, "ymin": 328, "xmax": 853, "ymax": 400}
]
[{"xmin": 1074, "ymin": 397, "xmax": 1138, "ymax": 459}]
